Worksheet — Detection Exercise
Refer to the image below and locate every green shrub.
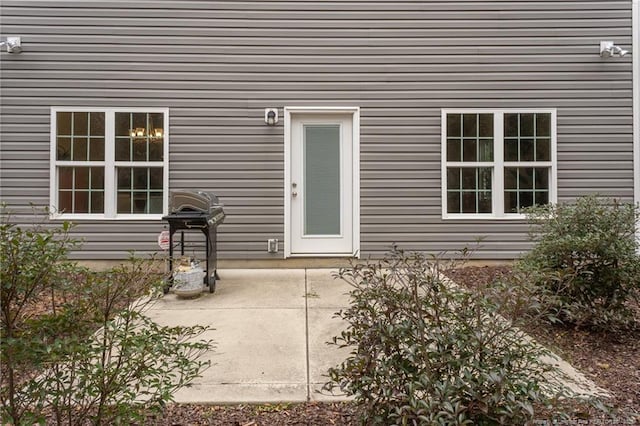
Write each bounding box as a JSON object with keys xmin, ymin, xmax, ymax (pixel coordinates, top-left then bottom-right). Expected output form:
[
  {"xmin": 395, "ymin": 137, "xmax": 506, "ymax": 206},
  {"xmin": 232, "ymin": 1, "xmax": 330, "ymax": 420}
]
[
  {"xmin": 324, "ymin": 247, "xmax": 578, "ymax": 425},
  {"xmin": 0, "ymin": 212, "xmax": 213, "ymax": 425},
  {"xmin": 519, "ymin": 195, "xmax": 640, "ymax": 331}
]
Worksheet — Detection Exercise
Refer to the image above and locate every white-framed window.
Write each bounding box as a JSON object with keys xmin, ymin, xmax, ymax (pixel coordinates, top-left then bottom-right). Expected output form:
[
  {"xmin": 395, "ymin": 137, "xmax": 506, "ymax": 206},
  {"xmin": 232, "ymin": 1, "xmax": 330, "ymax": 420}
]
[
  {"xmin": 441, "ymin": 109, "xmax": 557, "ymax": 219},
  {"xmin": 50, "ymin": 107, "xmax": 169, "ymax": 220}
]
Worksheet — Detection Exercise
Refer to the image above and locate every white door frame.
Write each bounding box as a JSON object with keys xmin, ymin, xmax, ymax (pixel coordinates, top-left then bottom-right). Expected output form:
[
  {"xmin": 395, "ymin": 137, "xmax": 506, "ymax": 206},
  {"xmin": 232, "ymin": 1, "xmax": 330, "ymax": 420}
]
[{"xmin": 284, "ymin": 106, "xmax": 360, "ymax": 258}]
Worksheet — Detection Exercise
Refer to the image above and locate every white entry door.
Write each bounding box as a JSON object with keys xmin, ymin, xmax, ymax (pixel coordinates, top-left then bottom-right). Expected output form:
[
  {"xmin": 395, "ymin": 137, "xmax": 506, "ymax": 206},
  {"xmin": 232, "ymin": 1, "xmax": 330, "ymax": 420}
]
[{"xmin": 287, "ymin": 109, "xmax": 358, "ymax": 256}]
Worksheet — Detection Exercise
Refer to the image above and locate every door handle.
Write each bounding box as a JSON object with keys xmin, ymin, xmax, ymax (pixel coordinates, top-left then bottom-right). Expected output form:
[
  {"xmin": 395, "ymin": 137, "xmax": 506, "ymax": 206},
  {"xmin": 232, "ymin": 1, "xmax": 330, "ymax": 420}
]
[{"xmin": 292, "ymin": 191, "xmax": 298, "ymax": 197}]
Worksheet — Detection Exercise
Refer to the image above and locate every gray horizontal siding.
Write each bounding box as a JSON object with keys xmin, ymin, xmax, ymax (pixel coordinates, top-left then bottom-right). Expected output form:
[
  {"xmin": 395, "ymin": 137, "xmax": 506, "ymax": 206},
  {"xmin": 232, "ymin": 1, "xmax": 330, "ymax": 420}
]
[{"xmin": 0, "ymin": 0, "xmax": 634, "ymax": 260}]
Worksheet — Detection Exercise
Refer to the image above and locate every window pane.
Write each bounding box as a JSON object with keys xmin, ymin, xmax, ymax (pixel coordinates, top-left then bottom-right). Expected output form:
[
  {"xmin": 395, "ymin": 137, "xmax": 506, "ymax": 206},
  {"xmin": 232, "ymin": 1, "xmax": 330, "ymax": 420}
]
[
  {"xmin": 59, "ymin": 167, "xmax": 73, "ymax": 189},
  {"xmin": 463, "ymin": 139, "xmax": 476, "ymax": 162},
  {"xmin": 462, "ymin": 193, "xmax": 476, "ymax": 213},
  {"xmin": 90, "ymin": 192, "xmax": 104, "ymax": 214},
  {"xmin": 447, "ymin": 168, "xmax": 461, "ymax": 190},
  {"xmin": 149, "ymin": 139, "xmax": 163, "ymax": 161},
  {"xmin": 115, "ymin": 138, "xmax": 130, "ymax": 161},
  {"xmin": 118, "ymin": 167, "xmax": 131, "ymax": 189},
  {"xmin": 304, "ymin": 124, "xmax": 341, "ymax": 235},
  {"xmin": 520, "ymin": 191, "xmax": 534, "ymax": 209},
  {"xmin": 74, "ymin": 167, "xmax": 89, "ymax": 189},
  {"xmin": 149, "ymin": 168, "xmax": 163, "ymax": 189},
  {"xmin": 520, "ymin": 138, "xmax": 534, "ymax": 162},
  {"xmin": 72, "ymin": 137, "xmax": 88, "ymax": 161},
  {"xmin": 89, "ymin": 138, "xmax": 105, "ymax": 161},
  {"xmin": 447, "ymin": 167, "xmax": 492, "ymax": 214},
  {"xmin": 132, "ymin": 193, "xmax": 148, "ymax": 213},
  {"xmin": 520, "ymin": 114, "xmax": 534, "ymax": 136},
  {"xmin": 478, "ymin": 168, "xmax": 492, "ymax": 190},
  {"xmin": 116, "ymin": 167, "xmax": 164, "ymax": 215},
  {"xmin": 57, "ymin": 137, "xmax": 71, "ymax": 160},
  {"xmin": 479, "ymin": 114, "xmax": 493, "ymax": 137},
  {"xmin": 133, "ymin": 138, "xmax": 147, "ymax": 161},
  {"xmin": 133, "ymin": 168, "xmax": 148, "ymax": 190},
  {"xmin": 504, "ymin": 138, "xmax": 518, "ymax": 162},
  {"xmin": 536, "ymin": 113, "xmax": 551, "ymax": 137},
  {"xmin": 535, "ymin": 168, "xmax": 549, "ymax": 189},
  {"xmin": 463, "ymin": 114, "xmax": 477, "ymax": 137},
  {"xmin": 504, "ymin": 192, "xmax": 518, "ymax": 213},
  {"xmin": 518, "ymin": 168, "xmax": 534, "ymax": 189},
  {"xmin": 115, "ymin": 112, "xmax": 131, "ymax": 137},
  {"xmin": 149, "ymin": 113, "xmax": 164, "ymax": 133},
  {"xmin": 57, "ymin": 112, "xmax": 72, "ymax": 135},
  {"xmin": 73, "ymin": 112, "xmax": 89, "ymax": 136},
  {"xmin": 132, "ymin": 113, "xmax": 147, "ymax": 131},
  {"xmin": 447, "ymin": 192, "xmax": 461, "ymax": 213},
  {"xmin": 536, "ymin": 138, "xmax": 550, "ymax": 161},
  {"xmin": 89, "ymin": 112, "xmax": 105, "ymax": 136},
  {"xmin": 504, "ymin": 167, "xmax": 550, "ymax": 213},
  {"xmin": 478, "ymin": 192, "xmax": 492, "ymax": 213},
  {"xmin": 479, "ymin": 139, "xmax": 493, "ymax": 161},
  {"xmin": 535, "ymin": 191, "xmax": 549, "ymax": 206},
  {"xmin": 447, "ymin": 139, "xmax": 461, "ymax": 162},
  {"xmin": 504, "ymin": 167, "xmax": 517, "ymax": 190},
  {"xmin": 57, "ymin": 112, "xmax": 105, "ymax": 163},
  {"xmin": 504, "ymin": 114, "xmax": 518, "ymax": 137},
  {"xmin": 447, "ymin": 114, "xmax": 461, "ymax": 138},
  {"xmin": 461, "ymin": 168, "xmax": 476, "ymax": 190},
  {"xmin": 117, "ymin": 193, "xmax": 131, "ymax": 214},
  {"xmin": 93, "ymin": 167, "xmax": 104, "ymax": 189},
  {"xmin": 58, "ymin": 191, "xmax": 72, "ymax": 213},
  {"xmin": 74, "ymin": 192, "xmax": 89, "ymax": 213},
  {"xmin": 149, "ymin": 192, "xmax": 163, "ymax": 213}
]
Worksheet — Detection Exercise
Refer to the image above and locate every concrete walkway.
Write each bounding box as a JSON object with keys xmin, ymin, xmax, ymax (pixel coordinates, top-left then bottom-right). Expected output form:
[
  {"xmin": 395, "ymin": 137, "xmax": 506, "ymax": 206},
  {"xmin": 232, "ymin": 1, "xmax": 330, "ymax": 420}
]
[
  {"xmin": 147, "ymin": 269, "xmax": 608, "ymax": 404},
  {"xmin": 147, "ymin": 269, "xmax": 351, "ymax": 404}
]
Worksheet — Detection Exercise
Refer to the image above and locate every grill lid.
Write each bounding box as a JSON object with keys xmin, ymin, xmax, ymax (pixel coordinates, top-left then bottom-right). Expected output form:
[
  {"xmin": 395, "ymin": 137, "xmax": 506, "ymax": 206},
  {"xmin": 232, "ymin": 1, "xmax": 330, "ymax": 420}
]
[{"xmin": 169, "ymin": 190, "xmax": 223, "ymax": 215}]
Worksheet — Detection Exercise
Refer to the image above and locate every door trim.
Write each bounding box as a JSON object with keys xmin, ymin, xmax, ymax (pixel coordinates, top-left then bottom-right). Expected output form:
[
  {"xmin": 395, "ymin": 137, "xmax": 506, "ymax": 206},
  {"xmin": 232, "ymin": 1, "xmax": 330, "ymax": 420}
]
[{"xmin": 284, "ymin": 106, "xmax": 360, "ymax": 258}]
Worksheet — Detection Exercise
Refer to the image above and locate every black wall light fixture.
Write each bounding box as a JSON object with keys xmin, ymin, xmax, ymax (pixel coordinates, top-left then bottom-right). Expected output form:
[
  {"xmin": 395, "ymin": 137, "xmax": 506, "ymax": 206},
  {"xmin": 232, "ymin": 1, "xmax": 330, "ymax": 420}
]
[{"xmin": 264, "ymin": 108, "xmax": 278, "ymax": 126}]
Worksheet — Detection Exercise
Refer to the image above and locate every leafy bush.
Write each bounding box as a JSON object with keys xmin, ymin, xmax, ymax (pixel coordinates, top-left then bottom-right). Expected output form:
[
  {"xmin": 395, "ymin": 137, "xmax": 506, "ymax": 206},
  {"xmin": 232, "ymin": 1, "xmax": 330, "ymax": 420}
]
[
  {"xmin": 519, "ymin": 196, "xmax": 640, "ymax": 331},
  {"xmin": 324, "ymin": 247, "xmax": 578, "ymax": 425},
  {"xmin": 0, "ymin": 212, "xmax": 213, "ymax": 425}
]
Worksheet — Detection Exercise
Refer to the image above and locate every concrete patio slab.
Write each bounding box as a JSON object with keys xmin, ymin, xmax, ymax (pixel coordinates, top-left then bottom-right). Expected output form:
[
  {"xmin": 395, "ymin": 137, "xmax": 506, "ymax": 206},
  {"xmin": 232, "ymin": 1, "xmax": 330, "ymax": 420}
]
[
  {"xmin": 307, "ymin": 309, "xmax": 348, "ymax": 385},
  {"xmin": 306, "ymin": 268, "xmax": 352, "ymax": 309},
  {"xmin": 173, "ymin": 383, "xmax": 308, "ymax": 404},
  {"xmin": 306, "ymin": 308, "xmax": 352, "ymax": 402},
  {"xmin": 146, "ymin": 268, "xmax": 610, "ymax": 405},
  {"xmin": 150, "ymin": 309, "xmax": 307, "ymax": 402},
  {"xmin": 153, "ymin": 269, "xmax": 306, "ymax": 310}
]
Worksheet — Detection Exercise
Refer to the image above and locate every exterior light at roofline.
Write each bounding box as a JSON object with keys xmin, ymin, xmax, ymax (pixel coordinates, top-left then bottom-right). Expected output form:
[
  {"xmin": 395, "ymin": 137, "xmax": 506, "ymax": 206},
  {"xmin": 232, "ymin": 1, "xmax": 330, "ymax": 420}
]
[
  {"xmin": 0, "ymin": 36, "xmax": 22, "ymax": 54},
  {"xmin": 600, "ymin": 41, "xmax": 629, "ymax": 58}
]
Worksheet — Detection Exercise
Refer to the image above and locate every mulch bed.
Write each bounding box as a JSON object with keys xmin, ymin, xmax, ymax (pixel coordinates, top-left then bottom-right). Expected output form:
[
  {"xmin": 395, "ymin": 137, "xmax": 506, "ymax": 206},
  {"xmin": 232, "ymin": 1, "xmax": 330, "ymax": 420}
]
[
  {"xmin": 147, "ymin": 402, "xmax": 358, "ymax": 426},
  {"xmin": 151, "ymin": 265, "xmax": 639, "ymax": 425},
  {"xmin": 448, "ymin": 266, "xmax": 640, "ymax": 424}
]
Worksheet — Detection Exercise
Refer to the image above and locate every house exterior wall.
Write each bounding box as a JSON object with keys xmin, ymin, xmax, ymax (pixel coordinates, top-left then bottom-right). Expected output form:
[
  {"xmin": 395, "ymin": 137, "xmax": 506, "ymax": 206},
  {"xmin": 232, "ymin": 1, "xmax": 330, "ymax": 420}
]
[{"xmin": 0, "ymin": 1, "xmax": 634, "ymax": 261}]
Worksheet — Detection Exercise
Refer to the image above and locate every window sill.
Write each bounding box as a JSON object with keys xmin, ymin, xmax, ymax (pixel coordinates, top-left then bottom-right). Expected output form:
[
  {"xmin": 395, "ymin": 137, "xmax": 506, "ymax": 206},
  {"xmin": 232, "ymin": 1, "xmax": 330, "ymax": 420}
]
[
  {"xmin": 50, "ymin": 213, "xmax": 166, "ymax": 221},
  {"xmin": 442, "ymin": 213, "xmax": 527, "ymax": 220}
]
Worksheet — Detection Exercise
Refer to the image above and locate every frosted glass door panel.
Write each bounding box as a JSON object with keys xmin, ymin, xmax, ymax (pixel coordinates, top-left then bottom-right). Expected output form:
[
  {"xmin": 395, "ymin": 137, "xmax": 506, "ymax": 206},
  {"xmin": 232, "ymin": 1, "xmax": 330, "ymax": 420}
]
[{"xmin": 304, "ymin": 125, "xmax": 341, "ymax": 235}]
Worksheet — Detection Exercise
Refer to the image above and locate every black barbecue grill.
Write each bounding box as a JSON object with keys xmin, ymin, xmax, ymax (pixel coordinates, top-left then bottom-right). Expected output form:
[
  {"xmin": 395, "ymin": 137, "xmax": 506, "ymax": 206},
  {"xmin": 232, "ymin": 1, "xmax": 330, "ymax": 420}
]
[{"xmin": 162, "ymin": 190, "xmax": 225, "ymax": 293}]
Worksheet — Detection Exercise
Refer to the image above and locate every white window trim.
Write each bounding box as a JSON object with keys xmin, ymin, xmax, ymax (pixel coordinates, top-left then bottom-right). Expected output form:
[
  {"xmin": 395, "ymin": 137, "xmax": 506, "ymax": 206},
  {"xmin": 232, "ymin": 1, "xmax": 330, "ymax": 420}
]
[
  {"xmin": 49, "ymin": 107, "xmax": 170, "ymax": 220},
  {"xmin": 441, "ymin": 109, "xmax": 557, "ymax": 220}
]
